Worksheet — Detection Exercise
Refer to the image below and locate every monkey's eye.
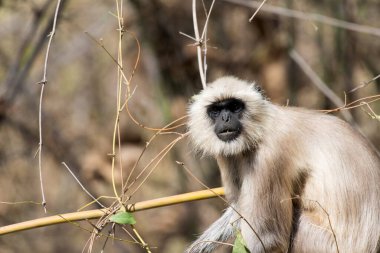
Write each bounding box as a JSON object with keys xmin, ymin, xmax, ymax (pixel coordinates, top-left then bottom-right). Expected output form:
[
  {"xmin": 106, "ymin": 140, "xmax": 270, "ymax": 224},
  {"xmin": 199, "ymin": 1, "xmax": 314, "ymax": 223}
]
[
  {"xmin": 228, "ymin": 100, "xmax": 244, "ymax": 113},
  {"xmin": 207, "ymin": 107, "xmax": 220, "ymax": 119}
]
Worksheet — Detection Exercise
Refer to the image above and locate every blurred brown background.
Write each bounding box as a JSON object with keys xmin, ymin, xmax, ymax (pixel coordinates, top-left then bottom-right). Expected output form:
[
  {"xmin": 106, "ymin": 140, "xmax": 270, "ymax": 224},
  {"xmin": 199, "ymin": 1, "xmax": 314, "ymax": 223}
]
[{"xmin": 0, "ymin": 0, "xmax": 379, "ymax": 252}]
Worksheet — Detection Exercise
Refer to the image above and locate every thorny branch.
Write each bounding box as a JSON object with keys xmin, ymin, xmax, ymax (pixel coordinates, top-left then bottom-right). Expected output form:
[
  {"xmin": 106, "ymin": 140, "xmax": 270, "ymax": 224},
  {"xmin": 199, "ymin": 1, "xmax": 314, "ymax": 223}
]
[{"xmin": 37, "ymin": 0, "xmax": 62, "ymax": 213}]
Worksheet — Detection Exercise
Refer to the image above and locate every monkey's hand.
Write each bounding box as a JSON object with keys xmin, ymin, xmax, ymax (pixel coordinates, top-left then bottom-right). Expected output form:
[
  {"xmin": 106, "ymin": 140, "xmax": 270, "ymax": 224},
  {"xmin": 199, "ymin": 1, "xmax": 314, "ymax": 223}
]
[{"xmin": 185, "ymin": 206, "xmax": 238, "ymax": 253}]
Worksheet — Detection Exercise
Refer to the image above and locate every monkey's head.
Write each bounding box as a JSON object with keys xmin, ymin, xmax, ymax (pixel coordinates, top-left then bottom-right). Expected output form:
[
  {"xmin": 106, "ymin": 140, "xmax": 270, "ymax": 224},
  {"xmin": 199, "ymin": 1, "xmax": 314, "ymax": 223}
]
[{"xmin": 188, "ymin": 76, "xmax": 270, "ymax": 157}]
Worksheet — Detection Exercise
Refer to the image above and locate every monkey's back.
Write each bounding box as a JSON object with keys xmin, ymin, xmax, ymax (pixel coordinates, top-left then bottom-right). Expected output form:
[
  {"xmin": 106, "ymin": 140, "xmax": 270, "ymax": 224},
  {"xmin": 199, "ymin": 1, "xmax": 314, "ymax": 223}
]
[{"xmin": 272, "ymin": 106, "xmax": 380, "ymax": 252}]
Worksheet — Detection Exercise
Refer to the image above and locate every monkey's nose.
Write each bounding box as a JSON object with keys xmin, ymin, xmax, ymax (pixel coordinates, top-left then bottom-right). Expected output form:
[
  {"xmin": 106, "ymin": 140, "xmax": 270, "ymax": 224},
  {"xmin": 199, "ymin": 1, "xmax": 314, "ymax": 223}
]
[{"xmin": 221, "ymin": 111, "xmax": 231, "ymax": 122}]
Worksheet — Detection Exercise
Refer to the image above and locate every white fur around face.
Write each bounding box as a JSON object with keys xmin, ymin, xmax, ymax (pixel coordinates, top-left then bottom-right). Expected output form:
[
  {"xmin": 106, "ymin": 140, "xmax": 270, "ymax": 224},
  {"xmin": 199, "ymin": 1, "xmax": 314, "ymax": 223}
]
[{"xmin": 188, "ymin": 76, "xmax": 271, "ymax": 157}]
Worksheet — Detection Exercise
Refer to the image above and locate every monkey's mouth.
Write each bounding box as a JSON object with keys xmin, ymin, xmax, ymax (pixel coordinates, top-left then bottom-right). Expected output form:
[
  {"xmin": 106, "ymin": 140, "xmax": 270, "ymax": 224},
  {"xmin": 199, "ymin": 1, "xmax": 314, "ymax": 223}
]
[{"xmin": 217, "ymin": 129, "xmax": 241, "ymax": 142}]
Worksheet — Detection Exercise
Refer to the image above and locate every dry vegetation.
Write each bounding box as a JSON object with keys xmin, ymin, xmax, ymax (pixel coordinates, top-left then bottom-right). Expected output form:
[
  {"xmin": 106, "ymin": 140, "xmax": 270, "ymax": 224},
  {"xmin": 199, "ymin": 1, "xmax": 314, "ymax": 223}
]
[{"xmin": 0, "ymin": 0, "xmax": 379, "ymax": 252}]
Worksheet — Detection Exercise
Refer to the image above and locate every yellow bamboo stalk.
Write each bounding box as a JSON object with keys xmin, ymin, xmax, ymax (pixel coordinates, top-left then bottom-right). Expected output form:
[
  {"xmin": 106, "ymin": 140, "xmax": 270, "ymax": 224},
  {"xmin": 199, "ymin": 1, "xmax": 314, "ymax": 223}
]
[{"xmin": 0, "ymin": 187, "xmax": 224, "ymax": 236}]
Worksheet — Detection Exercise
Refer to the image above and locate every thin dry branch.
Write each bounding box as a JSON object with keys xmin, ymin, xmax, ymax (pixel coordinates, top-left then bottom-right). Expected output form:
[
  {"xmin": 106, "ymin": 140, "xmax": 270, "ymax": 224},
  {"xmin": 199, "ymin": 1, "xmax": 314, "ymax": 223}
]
[
  {"xmin": 109, "ymin": 0, "xmax": 125, "ymax": 203},
  {"xmin": 308, "ymin": 199, "xmax": 340, "ymax": 253},
  {"xmin": 349, "ymin": 74, "xmax": 380, "ymax": 93},
  {"xmin": 123, "ymin": 117, "xmax": 188, "ymax": 191},
  {"xmin": 83, "ymin": 3, "xmax": 184, "ymax": 250},
  {"xmin": 200, "ymin": 0, "xmax": 216, "ymax": 80},
  {"xmin": 126, "ymin": 106, "xmax": 188, "ymax": 131},
  {"xmin": 248, "ymin": 0, "xmax": 268, "ymax": 22},
  {"xmin": 280, "ymin": 196, "xmax": 340, "ymax": 253},
  {"xmin": 0, "ymin": 188, "xmax": 224, "ymax": 236},
  {"xmin": 36, "ymin": 0, "xmax": 62, "ymax": 213},
  {"xmin": 124, "ymin": 133, "xmax": 188, "ymax": 197},
  {"xmin": 192, "ymin": 0, "xmax": 207, "ymax": 89},
  {"xmin": 360, "ymin": 102, "xmax": 380, "ymax": 121},
  {"xmin": 224, "ymin": 0, "xmax": 380, "ymax": 37},
  {"xmin": 189, "ymin": 0, "xmax": 217, "ymax": 89},
  {"xmin": 62, "ymin": 162, "xmax": 105, "ymax": 208},
  {"xmin": 289, "ymin": 49, "xmax": 354, "ymax": 123},
  {"xmin": 320, "ymin": 94, "xmax": 380, "ymax": 113}
]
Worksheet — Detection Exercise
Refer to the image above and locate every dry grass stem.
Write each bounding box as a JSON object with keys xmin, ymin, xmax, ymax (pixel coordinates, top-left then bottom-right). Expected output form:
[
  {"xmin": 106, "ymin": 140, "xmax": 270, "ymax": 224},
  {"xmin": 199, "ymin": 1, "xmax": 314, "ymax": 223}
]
[
  {"xmin": 123, "ymin": 117, "xmax": 188, "ymax": 192},
  {"xmin": 131, "ymin": 225, "xmax": 152, "ymax": 253},
  {"xmin": 126, "ymin": 106, "xmax": 188, "ymax": 131},
  {"xmin": 127, "ymin": 133, "xmax": 187, "ymax": 197},
  {"xmin": 360, "ymin": 102, "xmax": 380, "ymax": 120}
]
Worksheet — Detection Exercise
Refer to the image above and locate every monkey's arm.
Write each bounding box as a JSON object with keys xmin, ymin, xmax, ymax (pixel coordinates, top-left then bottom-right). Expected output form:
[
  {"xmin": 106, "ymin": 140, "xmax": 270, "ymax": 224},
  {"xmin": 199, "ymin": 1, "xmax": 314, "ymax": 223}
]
[{"xmin": 185, "ymin": 206, "xmax": 238, "ymax": 253}]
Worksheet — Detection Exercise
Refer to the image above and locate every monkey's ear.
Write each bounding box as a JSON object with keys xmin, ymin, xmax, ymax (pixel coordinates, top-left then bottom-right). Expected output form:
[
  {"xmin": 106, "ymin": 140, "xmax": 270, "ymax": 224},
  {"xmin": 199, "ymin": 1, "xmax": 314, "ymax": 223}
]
[
  {"xmin": 253, "ymin": 84, "xmax": 268, "ymax": 100},
  {"xmin": 254, "ymin": 85, "xmax": 263, "ymax": 93}
]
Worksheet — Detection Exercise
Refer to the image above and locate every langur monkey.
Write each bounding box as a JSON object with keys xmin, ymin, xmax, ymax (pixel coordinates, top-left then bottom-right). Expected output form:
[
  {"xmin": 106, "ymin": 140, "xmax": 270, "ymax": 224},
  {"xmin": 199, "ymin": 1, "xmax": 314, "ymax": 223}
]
[{"xmin": 186, "ymin": 76, "xmax": 380, "ymax": 253}]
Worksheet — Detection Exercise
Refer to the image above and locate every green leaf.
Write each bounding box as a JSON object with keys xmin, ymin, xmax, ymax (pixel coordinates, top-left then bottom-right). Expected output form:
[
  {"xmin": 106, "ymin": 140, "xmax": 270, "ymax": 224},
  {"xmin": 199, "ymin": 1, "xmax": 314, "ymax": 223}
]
[
  {"xmin": 232, "ymin": 230, "xmax": 249, "ymax": 253},
  {"xmin": 109, "ymin": 211, "xmax": 136, "ymax": 225}
]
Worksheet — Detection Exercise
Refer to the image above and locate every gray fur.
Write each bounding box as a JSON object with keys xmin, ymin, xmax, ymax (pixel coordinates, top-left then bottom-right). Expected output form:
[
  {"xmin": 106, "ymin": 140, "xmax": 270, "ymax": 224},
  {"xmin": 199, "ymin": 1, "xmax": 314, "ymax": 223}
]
[
  {"xmin": 185, "ymin": 207, "xmax": 238, "ymax": 253},
  {"xmin": 186, "ymin": 76, "xmax": 380, "ymax": 253}
]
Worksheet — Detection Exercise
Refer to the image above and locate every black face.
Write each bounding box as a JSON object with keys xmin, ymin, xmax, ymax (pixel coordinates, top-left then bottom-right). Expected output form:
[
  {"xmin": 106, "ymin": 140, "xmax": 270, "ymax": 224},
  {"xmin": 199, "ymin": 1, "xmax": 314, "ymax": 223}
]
[{"xmin": 207, "ymin": 98, "xmax": 245, "ymax": 142}]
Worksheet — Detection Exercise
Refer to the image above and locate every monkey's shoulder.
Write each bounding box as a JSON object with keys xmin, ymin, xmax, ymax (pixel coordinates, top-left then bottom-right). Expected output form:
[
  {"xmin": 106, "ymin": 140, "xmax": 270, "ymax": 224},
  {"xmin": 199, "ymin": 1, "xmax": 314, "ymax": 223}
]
[
  {"xmin": 276, "ymin": 105, "xmax": 349, "ymax": 128},
  {"xmin": 271, "ymin": 105, "xmax": 379, "ymax": 157},
  {"xmin": 271, "ymin": 105, "xmax": 363, "ymax": 142}
]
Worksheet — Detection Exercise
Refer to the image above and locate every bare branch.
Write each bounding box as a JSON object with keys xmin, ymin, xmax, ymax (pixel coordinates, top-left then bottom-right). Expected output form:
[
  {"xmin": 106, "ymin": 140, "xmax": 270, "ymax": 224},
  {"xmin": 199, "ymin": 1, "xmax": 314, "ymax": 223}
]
[
  {"xmin": 349, "ymin": 74, "xmax": 380, "ymax": 93},
  {"xmin": 0, "ymin": 188, "xmax": 225, "ymax": 235},
  {"xmin": 200, "ymin": 0, "xmax": 216, "ymax": 80},
  {"xmin": 37, "ymin": 0, "xmax": 63, "ymax": 213},
  {"xmin": 62, "ymin": 162, "xmax": 105, "ymax": 208},
  {"xmin": 192, "ymin": 0, "xmax": 207, "ymax": 89},
  {"xmin": 248, "ymin": 0, "xmax": 268, "ymax": 22},
  {"xmin": 289, "ymin": 49, "xmax": 354, "ymax": 123},
  {"xmin": 224, "ymin": 0, "xmax": 380, "ymax": 37}
]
